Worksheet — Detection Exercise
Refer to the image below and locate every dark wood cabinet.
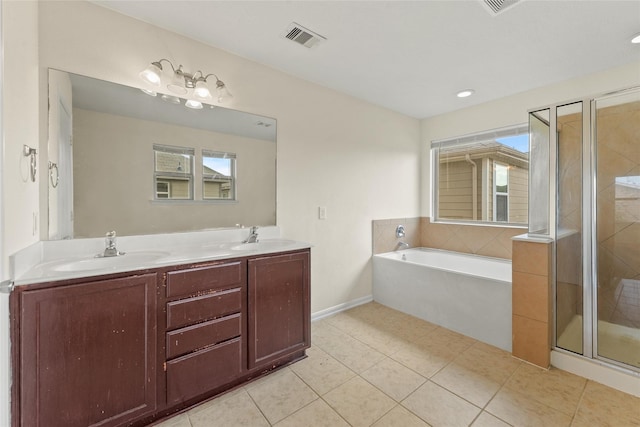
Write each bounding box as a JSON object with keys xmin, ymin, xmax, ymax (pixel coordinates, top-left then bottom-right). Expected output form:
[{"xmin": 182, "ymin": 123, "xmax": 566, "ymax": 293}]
[
  {"xmin": 15, "ymin": 274, "xmax": 158, "ymax": 427},
  {"xmin": 248, "ymin": 251, "xmax": 311, "ymax": 370},
  {"xmin": 164, "ymin": 261, "xmax": 246, "ymax": 405},
  {"xmin": 11, "ymin": 249, "xmax": 310, "ymax": 427}
]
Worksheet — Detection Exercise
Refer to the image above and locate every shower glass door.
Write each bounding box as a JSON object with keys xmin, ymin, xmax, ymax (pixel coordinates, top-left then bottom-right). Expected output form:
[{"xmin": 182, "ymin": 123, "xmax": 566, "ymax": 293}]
[
  {"xmin": 594, "ymin": 89, "xmax": 640, "ymax": 369},
  {"xmin": 556, "ymin": 102, "xmax": 584, "ymax": 355}
]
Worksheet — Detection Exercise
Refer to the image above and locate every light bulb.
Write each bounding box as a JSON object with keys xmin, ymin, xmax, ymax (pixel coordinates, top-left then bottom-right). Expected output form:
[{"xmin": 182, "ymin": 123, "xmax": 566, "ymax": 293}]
[
  {"xmin": 139, "ymin": 63, "xmax": 162, "ymax": 86},
  {"xmin": 185, "ymin": 99, "xmax": 203, "ymax": 109},
  {"xmin": 194, "ymin": 80, "xmax": 212, "ymax": 100}
]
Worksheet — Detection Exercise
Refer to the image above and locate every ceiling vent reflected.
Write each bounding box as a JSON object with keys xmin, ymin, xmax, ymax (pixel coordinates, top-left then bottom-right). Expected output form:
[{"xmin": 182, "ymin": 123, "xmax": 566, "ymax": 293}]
[
  {"xmin": 481, "ymin": 0, "xmax": 522, "ymax": 15},
  {"xmin": 283, "ymin": 22, "xmax": 326, "ymax": 48}
]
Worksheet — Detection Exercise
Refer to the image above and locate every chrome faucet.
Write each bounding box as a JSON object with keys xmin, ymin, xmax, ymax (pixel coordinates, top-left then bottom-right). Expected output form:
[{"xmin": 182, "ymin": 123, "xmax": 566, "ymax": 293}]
[
  {"xmin": 101, "ymin": 230, "xmax": 124, "ymax": 257},
  {"xmin": 395, "ymin": 241, "xmax": 409, "ymax": 251},
  {"xmin": 243, "ymin": 226, "xmax": 259, "ymax": 244}
]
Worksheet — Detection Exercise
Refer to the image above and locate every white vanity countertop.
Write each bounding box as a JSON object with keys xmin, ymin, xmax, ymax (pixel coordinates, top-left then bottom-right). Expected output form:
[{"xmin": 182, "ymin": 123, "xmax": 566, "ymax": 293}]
[{"xmin": 12, "ymin": 226, "xmax": 311, "ymax": 286}]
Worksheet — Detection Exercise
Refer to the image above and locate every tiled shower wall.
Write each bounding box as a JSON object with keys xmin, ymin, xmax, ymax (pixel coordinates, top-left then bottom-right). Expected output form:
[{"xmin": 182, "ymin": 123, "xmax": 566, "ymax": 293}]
[
  {"xmin": 372, "ymin": 217, "xmax": 524, "ymax": 259},
  {"xmin": 595, "ymin": 100, "xmax": 640, "ymax": 328}
]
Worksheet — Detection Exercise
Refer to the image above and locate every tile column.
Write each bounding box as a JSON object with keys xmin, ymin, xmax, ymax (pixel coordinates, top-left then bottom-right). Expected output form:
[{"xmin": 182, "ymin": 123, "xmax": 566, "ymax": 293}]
[{"xmin": 511, "ymin": 237, "xmax": 553, "ymax": 368}]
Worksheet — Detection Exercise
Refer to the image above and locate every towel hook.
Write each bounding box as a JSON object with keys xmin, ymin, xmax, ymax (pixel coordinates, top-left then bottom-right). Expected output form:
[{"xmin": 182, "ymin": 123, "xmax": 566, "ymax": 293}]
[{"xmin": 49, "ymin": 161, "xmax": 59, "ymax": 188}]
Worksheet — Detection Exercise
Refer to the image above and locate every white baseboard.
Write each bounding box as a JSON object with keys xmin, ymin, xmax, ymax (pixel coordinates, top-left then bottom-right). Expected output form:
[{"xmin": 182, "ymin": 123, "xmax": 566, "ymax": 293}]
[
  {"xmin": 311, "ymin": 295, "xmax": 373, "ymax": 322},
  {"xmin": 551, "ymin": 350, "xmax": 640, "ymax": 397}
]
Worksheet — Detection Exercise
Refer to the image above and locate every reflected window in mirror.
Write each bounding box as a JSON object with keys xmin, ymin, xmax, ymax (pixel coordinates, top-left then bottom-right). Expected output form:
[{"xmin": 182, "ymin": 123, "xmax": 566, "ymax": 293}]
[
  {"xmin": 203, "ymin": 150, "xmax": 236, "ymax": 200},
  {"xmin": 431, "ymin": 124, "xmax": 529, "ymax": 226},
  {"xmin": 154, "ymin": 144, "xmax": 194, "ymax": 200}
]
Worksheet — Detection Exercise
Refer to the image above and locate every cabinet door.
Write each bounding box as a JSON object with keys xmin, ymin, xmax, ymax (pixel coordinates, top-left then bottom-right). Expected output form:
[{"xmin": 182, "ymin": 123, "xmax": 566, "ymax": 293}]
[
  {"xmin": 18, "ymin": 274, "xmax": 158, "ymax": 427},
  {"xmin": 248, "ymin": 251, "xmax": 310, "ymax": 370}
]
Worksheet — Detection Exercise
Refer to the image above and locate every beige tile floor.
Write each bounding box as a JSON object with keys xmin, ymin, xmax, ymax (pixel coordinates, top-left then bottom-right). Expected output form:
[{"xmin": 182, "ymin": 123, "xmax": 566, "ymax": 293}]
[{"xmin": 155, "ymin": 302, "xmax": 640, "ymax": 427}]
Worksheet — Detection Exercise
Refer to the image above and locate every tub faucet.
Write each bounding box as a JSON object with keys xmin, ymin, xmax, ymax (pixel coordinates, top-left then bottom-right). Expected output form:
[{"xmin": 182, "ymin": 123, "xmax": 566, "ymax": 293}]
[
  {"xmin": 395, "ymin": 241, "xmax": 409, "ymax": 251},
  {"xmin": 101, "ymin": 231, "xmax": 124, "ymax": 257},
  {"xmin": 243, "ymin": 226, "xmax": 259, "ymax": 244}
]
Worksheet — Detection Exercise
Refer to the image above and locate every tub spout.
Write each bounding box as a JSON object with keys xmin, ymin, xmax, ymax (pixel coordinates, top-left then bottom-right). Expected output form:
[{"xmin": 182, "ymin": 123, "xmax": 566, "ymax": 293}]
[{"xmin": 395, "ymin": 242, "xmax": 409, "ymax": 251}]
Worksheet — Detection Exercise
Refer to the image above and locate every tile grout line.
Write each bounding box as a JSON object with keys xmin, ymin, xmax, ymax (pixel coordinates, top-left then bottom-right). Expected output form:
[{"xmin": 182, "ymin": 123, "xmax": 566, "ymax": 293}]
[
  {"xmin": 243, "ymin": 385, "xmax": 277, "ymax": 426},
  {"xmin": 479, "ymin": 359, "xmax": 523, "ymax": 426},
  {"xmin": 568, "ymin": 379, "xmax": 590, "ymax": 427}
]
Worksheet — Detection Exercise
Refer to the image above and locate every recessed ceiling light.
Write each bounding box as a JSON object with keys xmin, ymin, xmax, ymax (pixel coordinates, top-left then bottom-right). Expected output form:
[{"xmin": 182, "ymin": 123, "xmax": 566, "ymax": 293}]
[
  {"xmin": 456, "ymin": 89, "xmax": 475, "ymax": 98},
  {"xmin": 632, "ymin": 32, "xmax": 640, "ymax": 44}
]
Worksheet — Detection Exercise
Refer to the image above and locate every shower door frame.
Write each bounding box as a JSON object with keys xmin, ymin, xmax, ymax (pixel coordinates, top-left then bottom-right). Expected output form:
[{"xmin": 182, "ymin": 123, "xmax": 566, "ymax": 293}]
[
  {"xmin": 546, "ymin": 87, "xmax": 640, "ymax": 373},
  {"xmin": 589, "ymin": 87, "xmax": 640, "ymax": 372}
]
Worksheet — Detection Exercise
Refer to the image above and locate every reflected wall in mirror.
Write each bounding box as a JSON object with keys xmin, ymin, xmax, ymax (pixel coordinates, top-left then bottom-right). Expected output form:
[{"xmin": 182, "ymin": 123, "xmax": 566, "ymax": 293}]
[{"xmin": 47, "ymin": 69, "xmax": 276, "ymax": 240}]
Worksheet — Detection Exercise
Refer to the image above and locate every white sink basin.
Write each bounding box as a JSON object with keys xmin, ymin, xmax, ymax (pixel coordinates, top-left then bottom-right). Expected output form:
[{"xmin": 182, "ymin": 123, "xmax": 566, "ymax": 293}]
[{"xmin": 50, "ymin": 251, "xmax": 170, "ymax": 272}]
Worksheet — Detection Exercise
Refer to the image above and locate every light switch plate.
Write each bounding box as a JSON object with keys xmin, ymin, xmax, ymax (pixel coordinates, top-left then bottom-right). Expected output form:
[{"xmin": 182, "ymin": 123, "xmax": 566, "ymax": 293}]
[{"xmin": 318, "ymin": 206, "xmax": 327, "ymax": 220}]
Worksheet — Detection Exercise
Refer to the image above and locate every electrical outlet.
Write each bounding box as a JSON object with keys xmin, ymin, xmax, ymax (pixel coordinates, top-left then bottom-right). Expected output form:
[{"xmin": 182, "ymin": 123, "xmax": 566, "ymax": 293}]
[{"xmin": 318, "ymin": 206, "xmax": 327, "ymax": 220}]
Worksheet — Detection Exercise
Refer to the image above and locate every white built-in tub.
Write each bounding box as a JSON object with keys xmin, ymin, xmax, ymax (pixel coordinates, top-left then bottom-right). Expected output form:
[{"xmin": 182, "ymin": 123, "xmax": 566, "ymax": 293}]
[{"xmin": 373, "ymin": 248, "xmax": 512, "ymax": 351}]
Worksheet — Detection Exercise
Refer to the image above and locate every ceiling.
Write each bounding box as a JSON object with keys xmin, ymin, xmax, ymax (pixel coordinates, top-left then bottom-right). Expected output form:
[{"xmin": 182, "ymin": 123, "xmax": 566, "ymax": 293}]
[{"xmin": 93, "ymin": 0, "xmax": 640, "ymax": 119}]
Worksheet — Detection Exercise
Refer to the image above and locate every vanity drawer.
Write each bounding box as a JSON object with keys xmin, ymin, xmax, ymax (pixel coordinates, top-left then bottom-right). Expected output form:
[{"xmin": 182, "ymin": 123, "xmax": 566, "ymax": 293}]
[
  {"xmin": 166, "ymin": 313, "xmax": 241, "ymax": 359},
  {"xmin": 166, "ymin": 261, "xmax": 243, "ymax": 298},
  {"xmin": 167, "ymin": 287, "xmax": 241, "ymax": 330},
  {"xmin": 166, "ymin": 337, "xmax": 242, "ymax": 405}
]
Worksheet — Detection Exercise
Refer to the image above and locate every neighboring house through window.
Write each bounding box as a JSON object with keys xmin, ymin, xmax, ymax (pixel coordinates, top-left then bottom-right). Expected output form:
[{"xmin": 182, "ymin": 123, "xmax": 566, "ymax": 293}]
[
  {"xmin": 153, "ymin": 144, "xmax": 194, "ymax": 200},
  {"xmin": 431, "ymin": 124, "xmax": 529, "ymax": 225},
  {"xmin": 203, "ymin": 150, "xmax": 236, "ymax": 200}
]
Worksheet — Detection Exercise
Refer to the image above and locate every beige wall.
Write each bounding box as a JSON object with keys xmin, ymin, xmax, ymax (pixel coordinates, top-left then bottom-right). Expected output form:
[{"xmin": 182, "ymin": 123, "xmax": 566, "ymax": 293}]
[
  {"xmin": 37, "ymin": 1, "xmax": 421, "ymax": 313},
  {"xmin": 1, "ymin": 2, "xmax": 40, "ymax": 425},
  {"xmin": 72, "ymin": 108, "xmax": 276, "ymax": 237}
]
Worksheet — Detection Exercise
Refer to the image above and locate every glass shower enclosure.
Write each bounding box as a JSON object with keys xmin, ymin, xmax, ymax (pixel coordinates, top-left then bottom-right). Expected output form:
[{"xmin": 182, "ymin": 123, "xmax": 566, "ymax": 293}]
[{"xmin": 531, "ymin": 87, "xmax": 640, "ymax": 371}]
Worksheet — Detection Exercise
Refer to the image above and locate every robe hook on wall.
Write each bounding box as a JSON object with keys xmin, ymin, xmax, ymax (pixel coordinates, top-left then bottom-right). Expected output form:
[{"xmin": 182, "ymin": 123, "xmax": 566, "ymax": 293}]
[{"xmin": 23, "ymin": 145, "xmax": 37, "ymax": 182}]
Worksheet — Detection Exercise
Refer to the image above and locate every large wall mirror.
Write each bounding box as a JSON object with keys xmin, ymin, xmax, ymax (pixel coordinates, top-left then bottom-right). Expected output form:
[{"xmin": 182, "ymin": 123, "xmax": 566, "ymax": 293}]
[{"xmin": 47, "ymin": 69, "xmax": 276, "ymax": 240}]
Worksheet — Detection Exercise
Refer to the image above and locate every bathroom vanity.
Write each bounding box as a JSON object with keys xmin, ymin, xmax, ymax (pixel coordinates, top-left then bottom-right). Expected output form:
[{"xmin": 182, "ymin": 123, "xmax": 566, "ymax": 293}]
[{"xmin": 9, "ymin": 238, "xmax": 310, "ymax": 427}]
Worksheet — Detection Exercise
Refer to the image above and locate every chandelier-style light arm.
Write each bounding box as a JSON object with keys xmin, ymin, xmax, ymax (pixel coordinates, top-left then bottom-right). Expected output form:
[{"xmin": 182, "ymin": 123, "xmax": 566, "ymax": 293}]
[
  {"xmin": 139, "ymin": 59, "xmax": 231, "ymax": 103},
  {"xmin": 152, "ymin": 58, "xmax": 177, "ymax": 72}
]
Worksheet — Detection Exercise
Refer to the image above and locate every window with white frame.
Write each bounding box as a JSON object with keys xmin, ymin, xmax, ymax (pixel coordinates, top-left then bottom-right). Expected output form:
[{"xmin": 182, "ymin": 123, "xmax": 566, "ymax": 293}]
[
  {"xmin": 494, "ymin": 163, "xmax": 509, "ymax": 222},
  {"xmin": 153, "ymin": 144, "xmax": 194, "ymax": 200},
  {"xmin": 431, "ymin": 124, "xmax": 529, "ymax": 225}
]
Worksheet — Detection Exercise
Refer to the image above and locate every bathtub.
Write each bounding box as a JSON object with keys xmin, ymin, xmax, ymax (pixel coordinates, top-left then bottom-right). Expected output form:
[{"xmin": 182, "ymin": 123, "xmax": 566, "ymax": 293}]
[{"xmin": 373, "ymin": 248, "xmax": 512, "ymax": 351}]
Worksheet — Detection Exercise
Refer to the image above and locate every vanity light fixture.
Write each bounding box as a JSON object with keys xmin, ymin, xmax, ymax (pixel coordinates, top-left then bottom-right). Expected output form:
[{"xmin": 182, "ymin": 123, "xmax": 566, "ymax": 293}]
[
  {"xmin": 631, "ymin": 32, "xmax": 640, "ymax": 44},
  {"xmin": 456, "ymin": 89, "xmax": 475, "ymax": 98},
  {"xmin": 139, "ymin": 58, "xmax": 232, "ymax": 103}
]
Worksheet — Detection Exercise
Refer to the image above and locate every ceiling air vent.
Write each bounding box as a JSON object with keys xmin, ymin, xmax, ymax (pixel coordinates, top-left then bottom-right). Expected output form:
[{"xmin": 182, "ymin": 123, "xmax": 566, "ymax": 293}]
[
  {"xmin": 481, "ymin": 0, "xmax": 521, "ymax": 15},
  {"xmin": 283, "ymin": 22, "xmax": 326, "ymax": 48}
]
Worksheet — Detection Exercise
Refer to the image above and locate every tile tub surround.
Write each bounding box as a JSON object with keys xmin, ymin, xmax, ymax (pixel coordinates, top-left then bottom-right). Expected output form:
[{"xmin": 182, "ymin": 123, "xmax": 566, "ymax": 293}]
[
  {"xmin": 154, "ymin": 302, "xmax": 640, "ymax": 427},
  {"xmin": 420, "ymin": 217, "xmax": 524, "ymax": 260},
  {"xmin": 371, "ymin": 217, "xmax": 524, "ymax": 259},
  {"xmin": 372, "ymin": 218, "xmax": 421, "ymax": 255}
]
